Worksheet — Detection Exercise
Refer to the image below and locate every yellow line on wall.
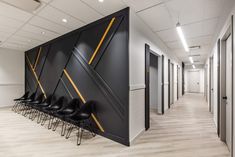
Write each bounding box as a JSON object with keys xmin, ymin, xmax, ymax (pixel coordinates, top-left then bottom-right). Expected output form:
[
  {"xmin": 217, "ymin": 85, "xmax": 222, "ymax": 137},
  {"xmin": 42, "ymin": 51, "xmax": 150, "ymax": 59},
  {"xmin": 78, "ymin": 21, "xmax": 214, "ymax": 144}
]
[
  {"xmin": 63, "ymin": 69, "xmax": 105, "ymax": 132},
  {"xmin": 63, "ymin": 69, "xmax": 86, "ymax": 103},
  {"xmin": 26, "ymin": 55, "xmax": 47, "ymax": 99},
  {"xmin": 33, "ymin": 47, "xmax": 42, "ymax": 70},
  {"xmin": 88, "ymin": 17, "xmax": 116, "ymax": 65}
]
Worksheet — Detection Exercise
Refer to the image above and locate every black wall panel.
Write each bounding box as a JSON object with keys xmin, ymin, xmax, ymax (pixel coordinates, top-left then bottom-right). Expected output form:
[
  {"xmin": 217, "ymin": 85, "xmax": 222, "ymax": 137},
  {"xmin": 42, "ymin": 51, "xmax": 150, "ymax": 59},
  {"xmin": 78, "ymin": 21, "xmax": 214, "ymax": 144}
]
[
  {"xmin": 25, "ymin": 8, "xmax": 129, "ymax": 146},
  {"xmin": 95, "ymin": 15, "xmax": 129, "ymax": 109},
  {"xmin": 74, "ymin": 20, "xmax": 110, "ymax": 62},
  {"xmin": 34, "ymin": 45, "xmax": 50, "ymax": 76},
  {"xmin": 39, "ymin": 34, "xmax": 79, "ymax": 96}
]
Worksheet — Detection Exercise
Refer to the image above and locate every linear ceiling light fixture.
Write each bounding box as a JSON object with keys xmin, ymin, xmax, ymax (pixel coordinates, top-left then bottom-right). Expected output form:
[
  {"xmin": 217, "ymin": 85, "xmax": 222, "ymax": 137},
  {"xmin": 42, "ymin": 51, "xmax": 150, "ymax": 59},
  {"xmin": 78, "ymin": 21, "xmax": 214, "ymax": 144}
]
[
  {"xmin": 176, "ymin": 22, "xmax": 189, "ymax": 52},
  {"xmin": 192, "ymin": 65, "xmax": 196, "ymax": 69},
  {"xmin": 189, "ymin": 56, "xmax": 194, "ymax": 64}
]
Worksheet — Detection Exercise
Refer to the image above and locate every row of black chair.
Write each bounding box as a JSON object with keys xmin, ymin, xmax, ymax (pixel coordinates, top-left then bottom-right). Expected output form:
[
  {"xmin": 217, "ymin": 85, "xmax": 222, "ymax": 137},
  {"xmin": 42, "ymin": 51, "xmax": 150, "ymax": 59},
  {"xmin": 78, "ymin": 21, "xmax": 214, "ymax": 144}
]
[{"xmin": 12, "ymin": 92, "xmax": 96, "ymax": 145}]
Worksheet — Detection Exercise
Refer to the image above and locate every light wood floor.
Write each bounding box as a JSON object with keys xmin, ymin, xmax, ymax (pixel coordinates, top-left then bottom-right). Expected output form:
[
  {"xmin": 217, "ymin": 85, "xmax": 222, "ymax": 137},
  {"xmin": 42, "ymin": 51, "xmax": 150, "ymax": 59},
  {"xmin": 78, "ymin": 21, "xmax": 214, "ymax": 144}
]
[{"xmin": 0, "ymin": 93, "xmax": 230, "ymax": 157}]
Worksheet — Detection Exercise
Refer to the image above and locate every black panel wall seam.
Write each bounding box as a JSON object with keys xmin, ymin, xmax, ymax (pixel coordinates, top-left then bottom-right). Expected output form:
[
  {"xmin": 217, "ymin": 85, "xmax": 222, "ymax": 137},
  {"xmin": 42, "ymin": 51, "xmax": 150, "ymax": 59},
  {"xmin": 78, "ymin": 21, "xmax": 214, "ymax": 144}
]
[{"xmin": 72, "ymin": 51, "xmax": 125, "ymax": 119}]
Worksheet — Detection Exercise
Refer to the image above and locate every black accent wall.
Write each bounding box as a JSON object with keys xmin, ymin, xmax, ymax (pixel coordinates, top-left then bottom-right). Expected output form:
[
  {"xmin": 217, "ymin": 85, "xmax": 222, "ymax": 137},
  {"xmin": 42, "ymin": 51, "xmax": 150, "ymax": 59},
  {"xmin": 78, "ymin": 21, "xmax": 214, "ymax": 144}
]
[{"xmin": 25, "ymin": 8, "xmax": 129, "ymax": 146}]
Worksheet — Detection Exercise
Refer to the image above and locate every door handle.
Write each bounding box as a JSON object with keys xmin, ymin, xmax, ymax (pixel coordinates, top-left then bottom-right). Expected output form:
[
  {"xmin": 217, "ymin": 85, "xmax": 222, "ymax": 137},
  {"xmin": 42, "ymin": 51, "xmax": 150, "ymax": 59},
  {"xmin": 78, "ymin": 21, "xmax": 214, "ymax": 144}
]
[{"xmin": 222, "ymin": 96, "xmax": 227, "ymax": 100}]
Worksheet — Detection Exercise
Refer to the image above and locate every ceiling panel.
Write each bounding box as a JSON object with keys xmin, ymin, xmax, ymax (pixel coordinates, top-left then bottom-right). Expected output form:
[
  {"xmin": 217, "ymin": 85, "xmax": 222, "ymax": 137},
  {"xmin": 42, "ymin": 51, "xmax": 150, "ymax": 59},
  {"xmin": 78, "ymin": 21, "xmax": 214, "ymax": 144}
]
[
  {"xmin": 15, "ymin": 29, "xmax": 55, "ymax": 43},
  {"xmin": 82, "ymin": 0, "xmax": 126, "ymax": 16},
  {"xmin": 123, "ymin": 0, "xmax": 164, "ymax": 12},
  {"xmin": 166, "ymin": 0, "xmax": 204, "ymax": 25},
  {"xmin": 28, "ymin": 16, "xmax": 70, "ymax": 35},
  {"xmin": 37, "ymin": 5, "xmax": 85, "ymax": 30},
  {"xmin": 50, "ymin": 0, "xmax": 103, "ymax": 24},
  {"xmin": 0, "ymin": 1, "xmax": 32, "ymax": 22},
  {"xmin": 156, "ymin": 28, "xmax": 179, "ymax": 42},
  {"xmin": 137, "ymin": 3, "xmax": 173, "ymax": 31},
  {"xmin": 203, "ymin": 0, "xmax": 223, "ymax": 19},
  {"xmin": 0, "ymin": 15, "xmax": 24, "ymax": 29}
]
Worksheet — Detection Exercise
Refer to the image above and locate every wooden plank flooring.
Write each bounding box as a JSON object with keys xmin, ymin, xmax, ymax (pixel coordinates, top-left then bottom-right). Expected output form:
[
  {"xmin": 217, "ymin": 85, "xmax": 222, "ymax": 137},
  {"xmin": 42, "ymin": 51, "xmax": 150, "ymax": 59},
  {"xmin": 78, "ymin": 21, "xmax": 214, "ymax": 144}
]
[{"xmin": 0, "ymin": 93, "xmax": 230, "ymax": 157}]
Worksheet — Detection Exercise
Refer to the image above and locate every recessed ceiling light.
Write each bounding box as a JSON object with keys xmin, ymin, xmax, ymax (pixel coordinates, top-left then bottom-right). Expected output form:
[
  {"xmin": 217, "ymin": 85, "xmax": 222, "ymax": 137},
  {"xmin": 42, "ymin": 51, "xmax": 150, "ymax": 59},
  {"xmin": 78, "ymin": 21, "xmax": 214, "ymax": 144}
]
[
  {"xmin": 98, "ymin": 0, "xmax": 104, "ymax": 2},
  {"xmin": 62, "ymin": 18, "xmax": 67, "ymax": 23},
  {"xmin": 41, "ymin": 31, "xmax": 45, "ymax": 35}
]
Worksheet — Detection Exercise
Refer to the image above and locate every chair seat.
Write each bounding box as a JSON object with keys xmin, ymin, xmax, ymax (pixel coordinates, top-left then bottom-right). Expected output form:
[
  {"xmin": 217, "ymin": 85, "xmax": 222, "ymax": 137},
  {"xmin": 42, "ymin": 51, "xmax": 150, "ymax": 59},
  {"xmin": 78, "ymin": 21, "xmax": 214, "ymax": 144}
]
[
  {"xmin": 21, "ymin": 99, "xmax": 33, "ymax": 103},
  {"xmin": 69, "ymin": 113, "xmax": 90, "ymax": 122},
  {"xmin": 58, "ymin": 108, "xmax": 74, "ymax": 115},
  {"xmin": 14, "ymin": 97, "xmax": 27, "ymax": 101}
]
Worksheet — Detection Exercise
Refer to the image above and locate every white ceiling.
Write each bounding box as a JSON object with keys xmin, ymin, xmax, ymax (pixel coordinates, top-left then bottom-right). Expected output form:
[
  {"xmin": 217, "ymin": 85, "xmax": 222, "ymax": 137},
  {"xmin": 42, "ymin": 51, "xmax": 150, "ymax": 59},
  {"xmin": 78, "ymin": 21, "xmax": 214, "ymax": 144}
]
[{"xmin": 0, "ymin": 0, "xmax": 233, "ymax": 65}]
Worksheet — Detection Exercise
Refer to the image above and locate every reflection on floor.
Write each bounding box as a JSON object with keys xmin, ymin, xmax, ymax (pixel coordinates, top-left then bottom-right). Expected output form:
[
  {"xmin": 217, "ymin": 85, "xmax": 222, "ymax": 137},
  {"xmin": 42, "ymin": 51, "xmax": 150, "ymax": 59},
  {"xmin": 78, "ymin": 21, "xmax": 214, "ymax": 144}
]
[{"xmin": 0, "ymin": 93, "xmax": 230, "ymax": 157}]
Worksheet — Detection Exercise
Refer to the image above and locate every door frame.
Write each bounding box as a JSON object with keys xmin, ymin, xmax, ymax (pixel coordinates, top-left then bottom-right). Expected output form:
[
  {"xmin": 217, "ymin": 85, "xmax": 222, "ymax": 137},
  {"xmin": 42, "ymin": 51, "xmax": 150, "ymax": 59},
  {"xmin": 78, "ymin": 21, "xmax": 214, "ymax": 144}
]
[
  {"xmin": 217, "ymin": 39, "xmax": 221, "ymax": 137},
  {"xmin": 177, "ymin": 65, "xmax": 179, "ymax": 100},
  {"xmin": 219, "ymin": 17, "xmax": 234, "ymax": 154},
  {"xmin": 182, "ymin": 62, "xmax": 185, "ymax": 95},
  {"xmin": 171, "ymin": 63, "xmax": 174, "ymax": 105},
  {"xmin": 209, "ymin": 56, "xmax": 213, "ymax": 113},
  {"xmin": 168, "ymin": 59, "xmax": 171, "ymax": 108},
  {"xmin": 145, "ymin": 44, "xmax": 164, "ymax": 130}
]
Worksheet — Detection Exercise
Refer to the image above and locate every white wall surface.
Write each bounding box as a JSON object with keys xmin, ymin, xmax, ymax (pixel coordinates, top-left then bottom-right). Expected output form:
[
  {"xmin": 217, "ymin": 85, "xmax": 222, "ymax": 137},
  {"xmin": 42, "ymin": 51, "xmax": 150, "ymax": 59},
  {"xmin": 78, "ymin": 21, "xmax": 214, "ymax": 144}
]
[
  {"xmin": 0, "ymin": 48, "xmax": 24, "ymax": 107},
  {"xmin": 129, "ymin": 9, "xmax": 182, "ymax": 143}
]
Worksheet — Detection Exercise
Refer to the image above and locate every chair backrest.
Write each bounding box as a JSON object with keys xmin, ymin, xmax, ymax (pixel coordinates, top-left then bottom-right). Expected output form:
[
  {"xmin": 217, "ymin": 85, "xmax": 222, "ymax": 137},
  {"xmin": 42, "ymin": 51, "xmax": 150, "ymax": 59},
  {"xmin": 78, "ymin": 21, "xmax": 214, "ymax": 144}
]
[
  {"xmin": 45, "ymin": 95, "xmax": 53, "ymax": 104},
  {"xmin": 66, "ymin": 98, "xmax": 81, "ymax": 110},
  {"xmin": 23, "ymin": 91, "xmax": 30, "ymax": 99},
  {"xmin": 29, "ymin": 92, "xmax": 36, "ymax": 100},
  {"xmin": 36, "ymin": 94, "xmax": 45, "ymax": 103},
  {"xmin": 51, "ymin": 96, "xmax": 65, "ymax": 107},
  {"xmin": 79, "ymin": 101, "xmax": 95, "ymax": 115}
]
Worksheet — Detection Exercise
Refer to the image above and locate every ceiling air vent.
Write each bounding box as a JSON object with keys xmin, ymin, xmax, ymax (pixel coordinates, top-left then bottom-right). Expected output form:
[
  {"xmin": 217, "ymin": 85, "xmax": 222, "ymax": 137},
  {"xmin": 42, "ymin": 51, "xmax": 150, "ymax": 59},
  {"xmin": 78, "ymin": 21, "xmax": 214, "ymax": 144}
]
[
  {"xmin": 2, "ymin": 0, "xmax": 41, "ymax": 12},
  {"xmin": 189, "ymin": 45, "xmax": 201, "ymax": 51}
]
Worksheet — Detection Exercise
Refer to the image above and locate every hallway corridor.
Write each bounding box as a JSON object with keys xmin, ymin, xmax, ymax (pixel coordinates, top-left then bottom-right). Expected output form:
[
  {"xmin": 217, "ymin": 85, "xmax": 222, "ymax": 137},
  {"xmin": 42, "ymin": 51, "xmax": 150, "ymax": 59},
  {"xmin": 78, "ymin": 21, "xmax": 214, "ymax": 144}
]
[
  {"xmin": 0, "ymin": 94, "xmax": 230, "ymax": 157},
  {"xmin": 139, "ymin": 93, "xmax": 230, "ymax": 157}
]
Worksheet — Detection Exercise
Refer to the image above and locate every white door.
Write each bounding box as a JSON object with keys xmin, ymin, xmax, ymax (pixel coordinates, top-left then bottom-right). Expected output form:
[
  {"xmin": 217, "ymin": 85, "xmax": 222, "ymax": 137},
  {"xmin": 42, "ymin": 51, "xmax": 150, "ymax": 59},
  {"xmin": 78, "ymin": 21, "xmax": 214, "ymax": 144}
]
[
  {"xmin": 225, "ymin": 35, "xmax": 232, "ymax": 151},
  {"xmin": 188, "ymin": 71, "xmax": 200, "ymax": 93}
]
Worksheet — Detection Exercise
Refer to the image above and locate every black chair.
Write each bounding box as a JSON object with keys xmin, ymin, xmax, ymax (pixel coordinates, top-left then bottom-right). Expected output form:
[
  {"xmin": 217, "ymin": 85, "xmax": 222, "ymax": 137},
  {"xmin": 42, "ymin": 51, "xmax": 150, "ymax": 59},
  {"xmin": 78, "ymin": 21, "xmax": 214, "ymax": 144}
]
[
  {"xmin": 66, "ymin": 101, "xmax": 96, "ymax": 145},
  {"xmin": 41, "ymin": 96, "xmax": 65, "ymax": 129},
  {"xmin": 18, "ymin": 92, "xmax": 36, "ymax": 114},
  {"xmin": 53, "ymin": 98, "xmax": 81, "ymax": 135},
  {"xmin": 14, "ymin": 91, "xmax": 29, "ymax": 102},
  {"xmin": 33, "ymin": 95, "xmax": 53, "ymax": 124},
  {"xmin": 12, "ymin": 91, "xmax": 30, "ymax": 111},
  {"xmin": 26, "ymin": 94, "xmax": 45, "ymax": 120}
]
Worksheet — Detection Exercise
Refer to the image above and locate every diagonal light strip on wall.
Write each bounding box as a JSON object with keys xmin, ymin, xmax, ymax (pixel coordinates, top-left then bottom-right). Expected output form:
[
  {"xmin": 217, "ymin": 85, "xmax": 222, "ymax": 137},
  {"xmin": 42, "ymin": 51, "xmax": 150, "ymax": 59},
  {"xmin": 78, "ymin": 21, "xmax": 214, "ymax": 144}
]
[
  {"xmin": 63, "ymin": 69, "xmax": 105, "ymax": 132},
  {"xmin": 26, "ymin": 55, "xmax": 47, "ymax": 99},
  {"xmin": 88, "ymin": 17, "xmax": 116, "ymax": 65},
  {"xmin": 33, "ymin": 47, "xmax": 42, "ymax": 70}
]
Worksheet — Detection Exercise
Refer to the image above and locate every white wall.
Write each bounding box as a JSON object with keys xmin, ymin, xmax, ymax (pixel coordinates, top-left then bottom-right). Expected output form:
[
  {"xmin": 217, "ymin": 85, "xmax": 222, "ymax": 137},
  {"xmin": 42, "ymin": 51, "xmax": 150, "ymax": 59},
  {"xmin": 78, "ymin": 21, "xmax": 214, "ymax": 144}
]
[
  {"xmin": 0, "ymin": 48, "xmax": 24, "ymax": 107},
  {"xmin": 129, "ymin": 9, "xmax": 182, "ymax": 143},
  {"xmin": 184, "ymin": 68, "xmax": 204, "ymax": 93},
  {"xmin": 205, "ymin": 2, "xmax": 235, "ymax": 155}
]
